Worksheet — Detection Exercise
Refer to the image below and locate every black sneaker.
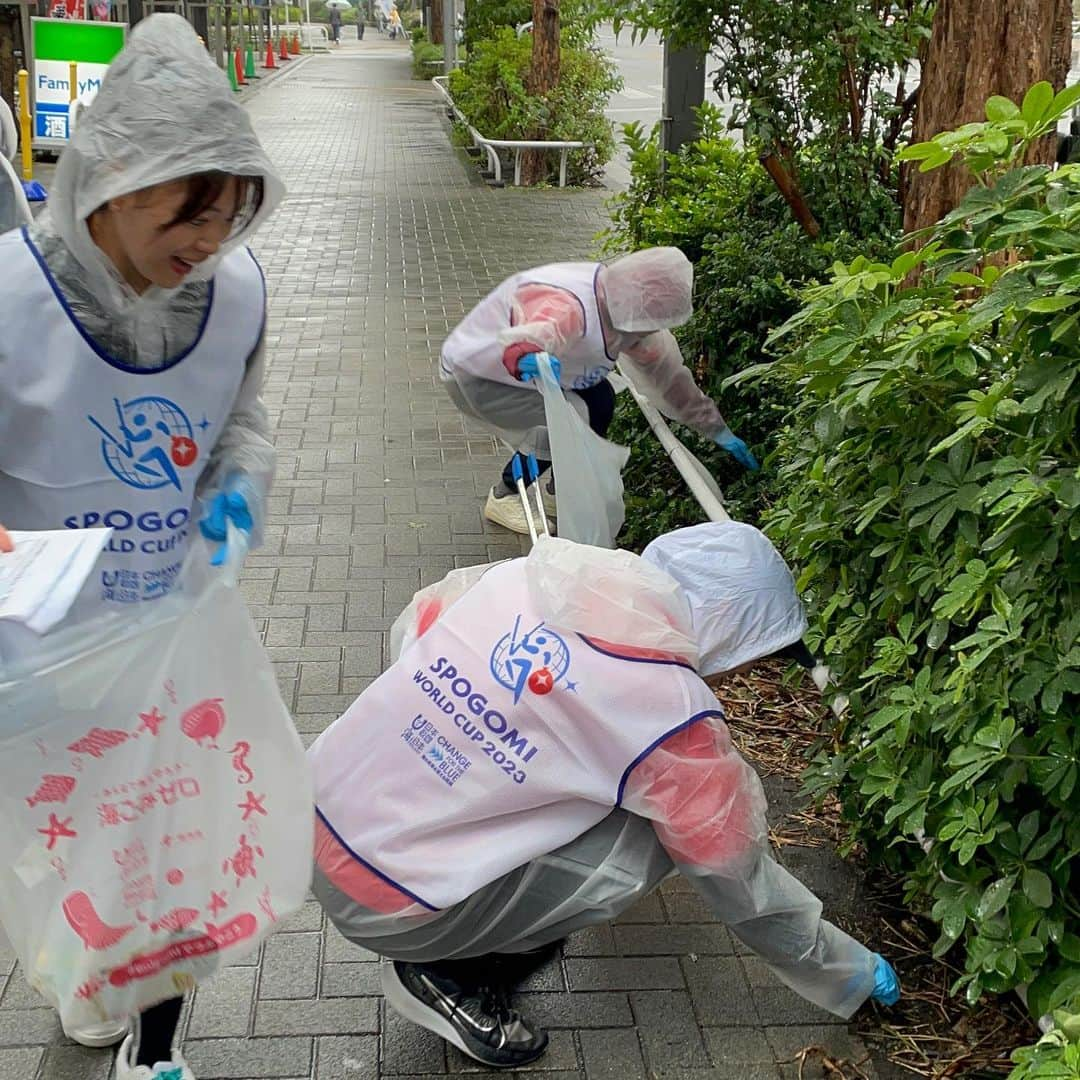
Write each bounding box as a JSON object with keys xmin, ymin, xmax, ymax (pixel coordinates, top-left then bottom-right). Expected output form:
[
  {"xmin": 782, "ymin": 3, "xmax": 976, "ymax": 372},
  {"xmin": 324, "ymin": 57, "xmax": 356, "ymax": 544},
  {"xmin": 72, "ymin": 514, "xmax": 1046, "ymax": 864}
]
[{"xmin": 381, "ymin": 960, "xmax": 549, "ymax": 1068}]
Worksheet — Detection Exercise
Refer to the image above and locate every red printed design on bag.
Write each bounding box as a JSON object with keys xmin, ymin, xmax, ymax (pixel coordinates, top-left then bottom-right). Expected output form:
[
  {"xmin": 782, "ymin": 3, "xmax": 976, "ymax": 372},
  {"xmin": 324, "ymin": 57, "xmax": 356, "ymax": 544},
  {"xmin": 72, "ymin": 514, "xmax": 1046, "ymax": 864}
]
[
  {"xmin": 26, "ymin": 774, "xmax": 77, "ymax": 808},
  {"xmin": 258, "ymin": 887, "xmax": 277, "ymax": 923},
  {"xmin": 180, "ymin": 699, "xmax": 226, "ymax": 748},
  {"xmin": 38, "ymin": 813, "xmax": 77, "ymax": 850},
  {"xmin": 113, "ymin": 840, "xmax": 149, "ymax": 879},
  {"xmin": 62, "ymin": 892, "xmax": 135, "ymax": 951},
  {"xmin": 137, "ymin": 707, "xmax": 166, "ymax": 737},
  {"xmin": 76, "ymin": 975, "xmax": 105, "ymax": 1001},
  {"xmin": 166, "ymin": 869, "xmax": 184, "ymax": 886},
  {"xmin": 222, "ymin": 835, "xmax": 264, "ymax": 886},
  {"xmin": 228, "ymin": 741, "xmax": 254, "ymax": 784},
  {"xmin": 68, "ymin": 727, "xmax": 130, "ymax": 759},
  {"xmin": 237, "ymin": 791, "xmax": 267, "ymax": 822},
  {"xmin": 122, "ymin": 875, "xmax": 157, "ymax": 911},
  {"xmin": 151, "ymin": 908, "xmax": 200, "ymax": 934},
  {"xmin": 98, "ymin": 778, "xmax": 201, "ymax": 827},
  {"xmin": 207, "ymin": 890, "xmax": 228, "ymax": 918},
  {"xmin": 106, "ymin": 913, "xmax": 258, "ymax": 986}
]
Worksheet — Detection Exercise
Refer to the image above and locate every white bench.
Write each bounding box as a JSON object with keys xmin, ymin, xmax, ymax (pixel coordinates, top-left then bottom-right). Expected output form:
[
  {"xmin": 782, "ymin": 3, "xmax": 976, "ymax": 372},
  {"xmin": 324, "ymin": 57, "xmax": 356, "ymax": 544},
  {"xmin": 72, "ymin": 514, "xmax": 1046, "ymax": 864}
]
[{"xmin": 432, "ymin": 75, "xmax": 591, "ymax": 188}]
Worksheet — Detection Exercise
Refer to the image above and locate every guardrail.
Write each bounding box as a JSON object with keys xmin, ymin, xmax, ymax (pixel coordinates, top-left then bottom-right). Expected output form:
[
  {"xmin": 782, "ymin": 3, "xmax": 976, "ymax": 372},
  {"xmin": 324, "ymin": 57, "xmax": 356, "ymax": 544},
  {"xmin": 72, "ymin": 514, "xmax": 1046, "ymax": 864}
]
[
  {"xmin": 432, "ymin": 75, "xmax": 591, "ymax": 188},
  {"xmin": 279, "ymin": 22, "xmax": 331, "ymax": 51}
]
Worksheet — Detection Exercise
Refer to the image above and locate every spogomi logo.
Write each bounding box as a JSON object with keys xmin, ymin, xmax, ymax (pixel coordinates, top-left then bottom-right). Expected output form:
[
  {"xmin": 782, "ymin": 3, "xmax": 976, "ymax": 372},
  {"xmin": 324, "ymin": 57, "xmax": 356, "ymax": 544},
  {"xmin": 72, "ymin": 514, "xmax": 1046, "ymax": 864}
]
[
  {"xmin": 490, "ymin": 616, "xmax": 572, "ymax": 704},
  {"xmin": 89, "ymin": 396, "xmax": 202, "ymax": 492}
]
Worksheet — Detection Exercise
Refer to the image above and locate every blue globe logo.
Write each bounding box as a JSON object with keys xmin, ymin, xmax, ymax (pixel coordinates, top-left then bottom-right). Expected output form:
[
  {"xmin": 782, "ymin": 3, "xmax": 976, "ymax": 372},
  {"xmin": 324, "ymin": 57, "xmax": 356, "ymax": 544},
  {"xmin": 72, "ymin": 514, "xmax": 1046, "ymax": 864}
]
[
  {"xmin": 90, "ymin": 396, "xmax": 197, "ymax": 492},
  {"xmin": 490, "ymin": 618, "xmax": 571, "ymax": 703}
]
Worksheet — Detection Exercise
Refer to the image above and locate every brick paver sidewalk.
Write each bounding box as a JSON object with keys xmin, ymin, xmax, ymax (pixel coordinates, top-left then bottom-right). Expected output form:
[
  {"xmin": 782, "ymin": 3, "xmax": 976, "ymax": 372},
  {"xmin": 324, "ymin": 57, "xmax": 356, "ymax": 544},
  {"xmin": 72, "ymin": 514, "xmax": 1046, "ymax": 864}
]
[{"xmin": 0, "ymin": 40, "xmax": 883, "ymax": 1080}]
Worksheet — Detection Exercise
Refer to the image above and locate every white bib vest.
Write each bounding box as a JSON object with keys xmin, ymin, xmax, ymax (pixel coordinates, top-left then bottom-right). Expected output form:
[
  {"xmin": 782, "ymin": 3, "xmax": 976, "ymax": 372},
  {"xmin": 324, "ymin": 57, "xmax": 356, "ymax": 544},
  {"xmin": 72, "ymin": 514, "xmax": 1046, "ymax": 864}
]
[
  {"xmin": 0, "ymin": 230, "xmax": 264, "ymax": 610},
  {"xmin": 440, "ymin": 262, "xmax": 617, "ymax": 392},
  {"xmin": 311, "ymin": 560, "xmax": 722, "ymax": 910}
]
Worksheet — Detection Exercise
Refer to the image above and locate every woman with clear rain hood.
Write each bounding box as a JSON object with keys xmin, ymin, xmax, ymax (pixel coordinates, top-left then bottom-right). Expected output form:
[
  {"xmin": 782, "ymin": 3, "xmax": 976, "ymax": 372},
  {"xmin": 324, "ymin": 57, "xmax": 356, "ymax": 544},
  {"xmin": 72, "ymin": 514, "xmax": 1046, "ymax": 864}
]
[{"xmin": 0, "ymin": 14, "xmax": 283, "ymax": 1079}]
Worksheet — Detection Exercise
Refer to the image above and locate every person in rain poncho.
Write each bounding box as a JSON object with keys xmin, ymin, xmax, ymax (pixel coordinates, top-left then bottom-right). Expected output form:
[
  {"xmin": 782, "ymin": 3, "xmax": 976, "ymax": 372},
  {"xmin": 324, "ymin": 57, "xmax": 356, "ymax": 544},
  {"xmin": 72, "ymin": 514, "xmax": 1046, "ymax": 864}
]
[
  {"xmin": 0, "ymin": 15, "xmax": 283, "ymax": 1080},
  {"xmin": 310, "ymin": 523, "xmax": 901, "ymax": 1069},
  {"xmin": 439, "ymin": 247, "xmax": 759, "ymax": 535},
  {"xmin": 0, "ymin": 97, "xmax": 33, "ymax": 234}
]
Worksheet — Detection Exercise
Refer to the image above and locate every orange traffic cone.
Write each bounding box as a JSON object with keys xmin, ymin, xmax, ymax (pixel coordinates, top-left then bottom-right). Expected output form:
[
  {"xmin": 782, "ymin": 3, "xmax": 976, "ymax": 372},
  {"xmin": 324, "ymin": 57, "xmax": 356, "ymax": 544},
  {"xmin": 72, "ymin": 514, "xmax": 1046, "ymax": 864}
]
[
  {"xmin": 290, "ymin": 31, "xmax": 300, "ymax": 55},
  {"xmin": 234, "ymin": 47, "xmax": 246, "ymax": 86},
  {"xmin": 279, "ymin": 35, "xmax": 290, "ymax": 61},
  {"xmin": 264, "ymin": 38, "xmax": 277, "ymax": 69}
]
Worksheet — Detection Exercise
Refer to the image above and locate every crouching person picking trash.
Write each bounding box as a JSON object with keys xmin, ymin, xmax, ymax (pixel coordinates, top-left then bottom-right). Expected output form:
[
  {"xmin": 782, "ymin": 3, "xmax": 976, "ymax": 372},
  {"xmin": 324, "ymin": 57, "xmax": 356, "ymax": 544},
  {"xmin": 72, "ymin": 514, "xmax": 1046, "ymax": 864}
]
[
  {"xmin": 439, "ymin": 247, "xmax": 759, "ymax": 535},
  {"xmin": 0, "ymin": 15, "xmax": 312, "ymax": 1080},
  {"xmin": 311, "ymin": 523, "xmax": 900, "ymax": 1068}
]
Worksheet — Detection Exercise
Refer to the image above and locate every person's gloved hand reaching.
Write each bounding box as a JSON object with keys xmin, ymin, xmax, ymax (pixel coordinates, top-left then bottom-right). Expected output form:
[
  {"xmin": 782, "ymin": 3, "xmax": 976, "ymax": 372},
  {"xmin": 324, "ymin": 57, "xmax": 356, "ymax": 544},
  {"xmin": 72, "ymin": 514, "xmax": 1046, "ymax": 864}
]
[
  {"xmin": 199, "ymin": 473, "xmax": 259, "ymax": 567},
  {"xmin": 870, "ymin": 954, "xmax": 900, "ymax": 1006},
  {"xmin": 714, "ymin": 426, "xmax": 759, "ymax": 471},
  {"xmin": 517, "ymin": 353, "xmax": 562, "ymax": 384}
]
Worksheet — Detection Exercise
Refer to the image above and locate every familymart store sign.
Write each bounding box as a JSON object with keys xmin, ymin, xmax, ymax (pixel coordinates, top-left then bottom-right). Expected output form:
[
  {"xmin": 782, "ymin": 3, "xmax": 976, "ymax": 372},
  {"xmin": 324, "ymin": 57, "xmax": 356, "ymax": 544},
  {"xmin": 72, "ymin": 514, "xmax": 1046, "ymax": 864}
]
[{"xmin": 31, "ymin": 18, "xmax": 126, "ymax": 148}]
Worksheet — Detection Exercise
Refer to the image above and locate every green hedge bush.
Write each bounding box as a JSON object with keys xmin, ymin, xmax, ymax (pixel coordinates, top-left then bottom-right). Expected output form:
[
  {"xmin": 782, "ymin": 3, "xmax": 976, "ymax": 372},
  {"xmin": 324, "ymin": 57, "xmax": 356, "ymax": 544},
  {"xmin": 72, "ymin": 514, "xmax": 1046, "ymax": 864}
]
[
  {"xmin": 756, "ymin": 84, "xmax": 1080, "ymax": 1023},
  {"xmin": 411, "ymin": 33, "xmax": 442, "ymax": 78},
  {"xmin": 446, "ymin": 27, "xmax": 620, "ymax": 186},
  {"xmin": 602, "ymin": 108, "xmax": 897, "ymax": 546}
]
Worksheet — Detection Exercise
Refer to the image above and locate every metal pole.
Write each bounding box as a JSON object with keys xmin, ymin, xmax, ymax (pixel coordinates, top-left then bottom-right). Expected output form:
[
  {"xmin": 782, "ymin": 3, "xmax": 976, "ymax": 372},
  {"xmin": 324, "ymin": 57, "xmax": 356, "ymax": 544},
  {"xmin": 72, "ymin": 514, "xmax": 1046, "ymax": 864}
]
[
  {"xmin": 191, "ymin": 0, "xmax": 210, "ymax": 49},
  {"xmin": 212, "ymin": 1, "xmax": 224, "ymax": 68},
  {"xmin": 17, "ymin": 67, "xmax": 32, "ymax": 181},
  {"xmin": 661, "ymin": 40, "xmax": 706, "ymax": 156},
  {"xmin": 442, "ymin": 0, "xmax": 454, "ymax": 73}
]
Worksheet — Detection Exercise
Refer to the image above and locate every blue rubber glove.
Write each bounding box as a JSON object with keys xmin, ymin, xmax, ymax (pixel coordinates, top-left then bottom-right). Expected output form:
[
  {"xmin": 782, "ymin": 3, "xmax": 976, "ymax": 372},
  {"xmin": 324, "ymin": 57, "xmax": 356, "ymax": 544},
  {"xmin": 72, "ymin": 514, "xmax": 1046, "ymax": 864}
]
[
  {"xmin": 715, "ymin": 426, "xmax": 760, "ymax": 471},
  {"xmin": 199, "ymin": 474, "xmax": 258, "ymax": 567},
  {"xmin": 871, "ymin": 954, "xmax": 900, "ymax": 1006},
  {"xmin": 518, "ymin": 353, "xmax": 562, "ymax": 384}
]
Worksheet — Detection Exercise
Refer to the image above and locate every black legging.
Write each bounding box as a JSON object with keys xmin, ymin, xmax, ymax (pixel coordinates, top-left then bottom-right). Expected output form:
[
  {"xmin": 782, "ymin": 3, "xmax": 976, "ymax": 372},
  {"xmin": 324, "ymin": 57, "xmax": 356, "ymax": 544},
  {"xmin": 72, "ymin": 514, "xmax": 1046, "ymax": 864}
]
[
  {"xmin": 133, "ymin": 996, "xmax": 183, "ymax": 1067},
  {"xmin": 500, "ymin": 378, "xmax": 616, "ymax": 492}
]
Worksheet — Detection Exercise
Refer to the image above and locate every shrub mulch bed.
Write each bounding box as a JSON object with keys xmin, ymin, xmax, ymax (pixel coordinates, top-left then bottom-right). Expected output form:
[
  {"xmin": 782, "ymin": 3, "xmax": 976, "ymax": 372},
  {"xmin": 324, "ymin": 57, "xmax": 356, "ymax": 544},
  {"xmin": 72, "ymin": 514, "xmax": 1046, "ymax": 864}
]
[{"xmin": 714, "ymin": 663, "xmax": 1039, "ymax": 1079}]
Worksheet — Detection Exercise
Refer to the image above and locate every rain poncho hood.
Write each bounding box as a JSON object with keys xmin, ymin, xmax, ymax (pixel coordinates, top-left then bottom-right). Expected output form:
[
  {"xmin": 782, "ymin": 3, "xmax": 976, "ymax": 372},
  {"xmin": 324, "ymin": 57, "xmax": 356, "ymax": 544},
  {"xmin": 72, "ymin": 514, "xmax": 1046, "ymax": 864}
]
[
  {"xmin": 526, "ymin": 536, "xmax": 698, "ymax": 664},
  {"xmin": 0, "ymin": 98, "xmax": 16, "ymax": 163},
  {"xmin": 641, "ymin": 521, "xmax": 808, "ymax": 676},
  {"xmin": 599, "ymin": 246, "xmax": 693, "ymax": 333},
  {"xmin": 42, "ymin": 13, "xmax": 284, "ymax": 316},
  {"xmin": 0, "ymin": 98, "xmax": 31, "ymax": 232}
]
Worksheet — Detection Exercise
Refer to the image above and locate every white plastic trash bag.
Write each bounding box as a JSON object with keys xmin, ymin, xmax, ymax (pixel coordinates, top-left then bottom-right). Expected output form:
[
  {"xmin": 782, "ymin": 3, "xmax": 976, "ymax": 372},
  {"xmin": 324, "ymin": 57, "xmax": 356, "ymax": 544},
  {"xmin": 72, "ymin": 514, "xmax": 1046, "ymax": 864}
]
[
  {"xmin": 536, "ymin": 353, "xmax": 629, "ymax": 547},
  {"xmin": 0, "ymin": 537, "xmax": 313, "ymax": 1029}
]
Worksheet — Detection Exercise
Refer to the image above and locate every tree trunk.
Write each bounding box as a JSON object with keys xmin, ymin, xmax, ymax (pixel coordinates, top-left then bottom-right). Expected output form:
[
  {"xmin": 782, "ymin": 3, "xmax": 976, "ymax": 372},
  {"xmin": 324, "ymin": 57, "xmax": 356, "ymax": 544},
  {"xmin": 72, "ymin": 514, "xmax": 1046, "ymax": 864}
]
[
  {"xmin": 904, "ymin": 0, "xmax": 1073, "ymax": 235},
  {"xmin": 430, "ymin": 0, "xmax": 443, "ymax": 45},
  {"xmin": 760, "ymin": 153, "xmax": 820, "ymax": 238},
  {"xmin": 520, "ymin": 0, "xmax": 560, "ymax": 186}
]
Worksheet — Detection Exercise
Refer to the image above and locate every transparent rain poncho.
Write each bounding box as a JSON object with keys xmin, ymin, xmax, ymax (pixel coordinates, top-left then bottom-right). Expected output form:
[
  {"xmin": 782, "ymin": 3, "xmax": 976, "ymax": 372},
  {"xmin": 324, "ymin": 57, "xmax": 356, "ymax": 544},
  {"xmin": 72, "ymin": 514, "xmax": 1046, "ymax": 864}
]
[
  {"xmin": 440, "ymin": 251, "xmax": 725, "ymax": 461},
  {"xmin": 313, "ymin": 530, "xmax": 878, "ymax": 1019},
  {"xmin": 641, "ymin": 521, "xmax": 810, "ymax": 675},
  {"xmin": 44, "ymin": 13, "xmax": 283, "ymax": 313},
  {"xmin": 13, "ymin": 13, "xmax": 283, "ymax": 498},
  {"xmin": 0, "ymin": 98, "xmax": 31, "ymax": 233},
  {"xmin": 598, "ymin": 246, "xmax": 694, "ymax": 332}
]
